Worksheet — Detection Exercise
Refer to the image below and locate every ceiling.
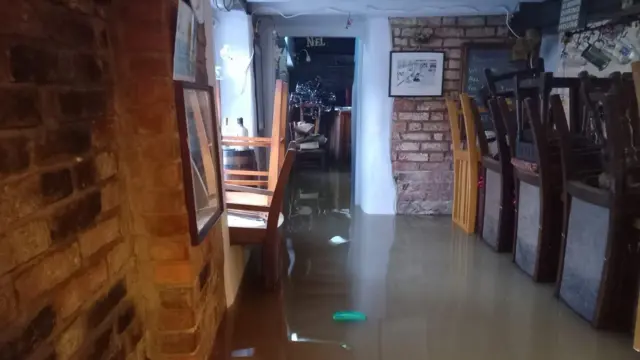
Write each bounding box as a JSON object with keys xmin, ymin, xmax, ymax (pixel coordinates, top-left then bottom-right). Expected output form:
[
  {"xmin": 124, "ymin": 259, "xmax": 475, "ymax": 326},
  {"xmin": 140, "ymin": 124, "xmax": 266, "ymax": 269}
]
[{"xmin": 246, "ymin": 0, "xmax": 526, "ymax": 16}]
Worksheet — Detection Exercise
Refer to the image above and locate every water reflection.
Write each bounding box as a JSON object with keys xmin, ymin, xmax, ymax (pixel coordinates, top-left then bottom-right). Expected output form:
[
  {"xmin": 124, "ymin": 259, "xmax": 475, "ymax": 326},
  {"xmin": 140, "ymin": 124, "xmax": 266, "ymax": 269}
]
[{"xmin": 214, "ymin": 170, "xmax": 637, "ymax": 360}]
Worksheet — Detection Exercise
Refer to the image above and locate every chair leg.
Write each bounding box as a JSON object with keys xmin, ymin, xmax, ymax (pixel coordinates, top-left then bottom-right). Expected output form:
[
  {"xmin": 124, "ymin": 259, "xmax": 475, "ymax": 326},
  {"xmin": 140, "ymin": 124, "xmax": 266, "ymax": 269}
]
[{"xmin": 262, "ymin": 233, "xmax": 283, "ymax": 289}]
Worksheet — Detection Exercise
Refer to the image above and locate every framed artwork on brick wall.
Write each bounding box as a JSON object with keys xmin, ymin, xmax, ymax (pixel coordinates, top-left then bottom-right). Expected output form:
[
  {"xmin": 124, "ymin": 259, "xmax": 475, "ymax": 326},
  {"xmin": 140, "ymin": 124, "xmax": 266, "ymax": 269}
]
[
  {"xmin": 389, "ymin": 51, "xmax": 445, "ymax": 97},
  {"xmin": 174, "ymin": 82, "xmax": 224, "ymax": 245},
  {"xmin": 173, "ymin": 0, "xmax": 197, "ymax": 82}
]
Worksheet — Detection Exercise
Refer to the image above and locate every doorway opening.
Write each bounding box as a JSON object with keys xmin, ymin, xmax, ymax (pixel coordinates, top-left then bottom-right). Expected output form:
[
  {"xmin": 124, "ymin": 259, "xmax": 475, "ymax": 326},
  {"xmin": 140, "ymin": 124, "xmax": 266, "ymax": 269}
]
[{"xmin": 284, "ymin": 36, "xmax": 356, "ymax": 220}]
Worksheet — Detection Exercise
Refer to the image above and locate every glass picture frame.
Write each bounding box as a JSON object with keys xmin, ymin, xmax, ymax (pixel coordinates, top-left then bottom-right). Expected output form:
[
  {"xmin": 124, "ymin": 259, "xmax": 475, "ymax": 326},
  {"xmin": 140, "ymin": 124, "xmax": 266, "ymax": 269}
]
[{"xmin": 174, "ymin": 82, "xmax": 224, "ymax": 245}]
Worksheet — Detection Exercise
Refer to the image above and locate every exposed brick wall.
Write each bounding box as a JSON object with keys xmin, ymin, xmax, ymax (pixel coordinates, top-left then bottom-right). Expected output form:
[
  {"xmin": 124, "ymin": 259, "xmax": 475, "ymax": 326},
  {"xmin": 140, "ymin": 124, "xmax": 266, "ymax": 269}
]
[
  {"xmin": 390, "ymin": 16, "xmax": 510, "ymax": 214},
  {"xmin": 0, "ymin": 1, "xmax": 142, "ymax": 359},
  {"xmin": 109, "ymin": 0, "xmax": 226, "ymax": 359},
  {"xmin": 0, "ymin": 1, "xmax": 226, "ymax": 360}
]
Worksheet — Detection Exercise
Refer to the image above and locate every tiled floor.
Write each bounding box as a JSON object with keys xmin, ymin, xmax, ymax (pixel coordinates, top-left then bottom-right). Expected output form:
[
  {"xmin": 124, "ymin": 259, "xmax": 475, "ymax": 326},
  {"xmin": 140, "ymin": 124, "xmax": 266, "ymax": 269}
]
[{"xmin": 214, "ymin": 170, "xmax": 638, "ymax": 360}]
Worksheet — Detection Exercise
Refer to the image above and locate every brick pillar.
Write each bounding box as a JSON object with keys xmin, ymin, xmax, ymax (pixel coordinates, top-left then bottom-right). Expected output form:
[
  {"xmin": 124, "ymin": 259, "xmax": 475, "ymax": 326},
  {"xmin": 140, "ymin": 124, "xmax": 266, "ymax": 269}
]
[
  {"xmin": 109, "ymin": 1, "xmax": 226, "ymax": 359},
  {"xmin": 0, "ymin": 0, "xmax": 143, "ymax": 359},
  {"xmin": 389, "ymin": 16, "xmax": 510, "ymax": 214}
]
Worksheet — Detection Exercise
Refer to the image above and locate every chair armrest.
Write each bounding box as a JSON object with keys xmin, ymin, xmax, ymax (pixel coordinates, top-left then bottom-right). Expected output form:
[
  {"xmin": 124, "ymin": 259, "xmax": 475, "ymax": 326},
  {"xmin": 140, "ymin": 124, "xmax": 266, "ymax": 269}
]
[{"xmin": 225, "ymin": 184, "xmax": 274, "ymax": 196}]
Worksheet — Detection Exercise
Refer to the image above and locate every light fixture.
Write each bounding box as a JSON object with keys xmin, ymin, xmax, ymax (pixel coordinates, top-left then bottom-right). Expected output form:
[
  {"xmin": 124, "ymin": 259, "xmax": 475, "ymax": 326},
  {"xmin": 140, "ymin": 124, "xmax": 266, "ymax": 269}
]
[{"xmin": 300, "ymin": 49, "xmax": 311, "ymax": 63}]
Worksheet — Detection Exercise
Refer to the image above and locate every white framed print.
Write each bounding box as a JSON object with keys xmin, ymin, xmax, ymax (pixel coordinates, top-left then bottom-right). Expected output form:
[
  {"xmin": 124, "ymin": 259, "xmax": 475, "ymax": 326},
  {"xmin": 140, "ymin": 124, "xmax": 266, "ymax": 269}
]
[{"xmin": 389, "ymin": 51, "xmax": 445, "ymax": 97}]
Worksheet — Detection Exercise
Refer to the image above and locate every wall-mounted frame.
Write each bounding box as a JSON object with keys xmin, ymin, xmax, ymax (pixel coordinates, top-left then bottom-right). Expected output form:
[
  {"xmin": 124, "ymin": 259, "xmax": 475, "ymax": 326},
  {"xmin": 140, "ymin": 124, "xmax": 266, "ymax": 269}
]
[
  {"xmin": 388, "ymin": 51, "xmax": 445, "ymax": 97},
  {"xmin": 174, "ymin": 81, "xmax": 224, "ymax": 245}
]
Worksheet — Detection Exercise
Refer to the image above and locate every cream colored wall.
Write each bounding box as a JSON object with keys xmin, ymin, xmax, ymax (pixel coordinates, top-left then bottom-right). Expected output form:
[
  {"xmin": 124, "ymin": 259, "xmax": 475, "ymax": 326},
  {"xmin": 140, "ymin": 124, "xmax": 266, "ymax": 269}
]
[{"xmin": 204, "ymin": 1, "xmax": 247, "ymax": 307}]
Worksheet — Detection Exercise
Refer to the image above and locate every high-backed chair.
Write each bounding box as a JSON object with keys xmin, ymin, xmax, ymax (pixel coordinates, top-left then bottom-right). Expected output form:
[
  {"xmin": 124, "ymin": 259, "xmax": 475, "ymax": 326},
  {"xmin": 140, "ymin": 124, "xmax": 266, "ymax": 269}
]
[
  {"xmin": 447, "ymin": 96, "xmax": 480, "ymax": 234},
  {"xmin": 555, "ymin": 75, "xmax": 640, "ymax": 330},
  {"xmin": 227, "ymin": 143, "xmax": 297, "ymax": 288}
]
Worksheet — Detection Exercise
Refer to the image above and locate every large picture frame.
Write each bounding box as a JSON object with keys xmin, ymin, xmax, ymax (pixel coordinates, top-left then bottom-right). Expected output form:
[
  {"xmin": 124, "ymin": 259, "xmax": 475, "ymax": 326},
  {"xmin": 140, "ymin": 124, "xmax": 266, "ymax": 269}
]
[
  {"xmin": 389, "ymin": 51, "xmax": 445, "ymax": 97},
  {"xmin": 174, "ymin": 81, "xmax": 224, "ymax": 245}
]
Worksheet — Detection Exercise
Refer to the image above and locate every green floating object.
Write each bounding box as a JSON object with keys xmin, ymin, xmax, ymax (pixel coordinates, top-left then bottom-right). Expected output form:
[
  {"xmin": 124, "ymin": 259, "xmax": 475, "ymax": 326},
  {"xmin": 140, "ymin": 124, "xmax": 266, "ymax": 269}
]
[{"xmin": 333, "ymin": 311, "xmax": 367, "ymax": 322}]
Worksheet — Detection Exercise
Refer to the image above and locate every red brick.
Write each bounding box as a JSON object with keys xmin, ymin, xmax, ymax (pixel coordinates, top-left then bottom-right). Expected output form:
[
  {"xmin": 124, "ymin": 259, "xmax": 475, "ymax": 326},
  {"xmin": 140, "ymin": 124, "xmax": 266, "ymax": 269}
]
[
  {"xmin": 402, "ymin": 133, "xmax": 432, "ymax": 141},
  {"xmin": 394, "ymin": 142, "xmax": 420, "ymax": 151},
  {"xmin": 54, "ymin": 260, "xmax": 108, "ymax": 320},
  {"xmin": 55, "ymin": 317, "xmax": 86, "ymax": 360},
  {"xmin": 78, "ymin": 217, "xmax": 120, "ymax": 259},
  {"xmin": 138, "ymin": 214, "xmax": 189, "ymax": 237},
  {"xmin": 0, "ymin": 175, "xmax": 41, "ymax": 230},
  {"xmin": 129, "ymin": 55, "xmax": 171, "ymax": 80},
  {"xmin": 50, "ymin": 191, "xmax": 102, "ymax": 243},
  {"xmin": 417, "ymin": 17, "xmax": 442, "ymax": 27},
  {"xmin": 444, "ymin": 70, "xmax": 460, "ymax": 80},
  {"xmin": 157, "ymin": 308, "xmax": 196, "ymax": 331},
  {"xmin": 412, "ymin": 38, "xmax": 442, "ymax": 47},
  {"xmin": 421, "ymin": 142, "xmax": 450, "ymax": 151},
  {"xmin": 159, "ymin": 287, "xmax": 195, "ymax": 309},
  {"xmin": 150, "ymin": 237, "xmax": 190, "ymax": 261},
  {"xmin": 430, "ymin": 153, "xmax": 446, "ymax": 162},
  {"xmin": 444, "ymin": 80, "xmax": 459, "ymax": 90},
  {"xmin": 131, "ymin": 161, "xmax": 183, "ymax": 189},
  {"xmin": 416, "ymin": 101, "xmax": 445, "ymax": 111},
  {"xmin": 16, "ymin": 244, "xmax": 82, "ymax": 301},
  {"xmin": 393, "ymin": 122, "xmax": 406, "ymax": 132},
  {"xmin": 107, "ymin": 240, "xmax": 132, "ymax": 276},
  {"xmin": 95, "ymin": 152, "xmax": 117, "ymax": 180},
  {"xmin": 0, "ymin": 88, "xmax": 41, "ymax": 128},
  {"xmin": 3, "ymin": 221, "xmax": 50, "ymax": 268},
  {"xmin": 0, "ymin": 137, "xmax": 30, "ymax": 176},
  {"xmin": 123, "ymin": 23, "xmax": 171, "ymax": 53},
  {"xmin": 159, "ymin": 327, "xmax": 201, "ymax": 354},
  {"xmin": 487, "ymin": 15, "xmax": 507, "ymax": 26},
  {"xmin": 444, "ymin": 49, "xmax": 462, "ymax": 59},
  {"xmin": 154, "ymin": 261, "xmax": 194, "ymax": 285},
  {"xmin": 129, "ymin": 103, "xmax": 178, "ymax": 134},
  {"xmin": 430, "ymin": 112, "xmax": 445, "ymax": 121},
  {"xmin": 37, "ymin": 125, "xmax": 92, "ymax": 164},
  {"xmin": 447, "ymin": 60, "xmax": 461, "ymax": 69},
  {"xmin": 393, "ymin": 37, "xmax": 408, "ymax": 46},
  {"xmin": 390, "ymin": 18, "xmax": 417, "ymax": 26},
  {"xmin": 41, "ymin": 168, "xmax": 73, "ymax": 204},
  {"xmin": 393, "ymin": 99, "xmax": 417, "ymax": 112},
  {"xmin": 435, "ymin": 28, "xmax": 464, "ymax": 38},
  {"xmin": 466, "ymin": 27, "xmax": 496, "ymax": 38},
  {"xmin": 398, "ymin": 153, "xmax": 429, "ymax": 162},
  {"xmin": 0, "ymin": 277, "xmax": 17, "ymax": 327},
  {"xmin": 457, "ymin": 16, "xmax": 485, "ymax": 27},
  {"xmin": 101, "ymin": 181, "xmax": 120, "ymax": 212},
  {"xmin": 423, "ymin": 122, "xmax": 449, "ymax": 131},
  {"xmin": 138, "ymin": 135, "xmax": 181, "ymax": 163},
  {"xmin": 408, "ymin": 122, "xmax": 422, "ymax": 131},
  {"xmin": 442, "ymin": 17, "xmax": 457, "ymax": 26},
  {"xmin": 443, "ymin": 38, "xmax": 464, "ymax": 47},
  {"xmin": 393, "ymin": 162, "xmax": 419, "ymax": 171}
]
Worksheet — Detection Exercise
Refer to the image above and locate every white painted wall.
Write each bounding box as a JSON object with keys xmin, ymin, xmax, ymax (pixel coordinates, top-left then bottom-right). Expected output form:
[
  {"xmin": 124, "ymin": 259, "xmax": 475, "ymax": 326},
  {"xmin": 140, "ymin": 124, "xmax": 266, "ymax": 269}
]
[
  {"xmin": 357, "ymin": 17, "xmax": 396, "ymax": 214},
  {"xmin": 213, "ymin": 10, "xmax": 258, "ymax": 136},
  {"xmin": 257, "ymin": 15, "xmax": 396, "ymax": 214},
  {"xmin": 205, "ymin": 3, "xmax": 247, "ymax": 306}
]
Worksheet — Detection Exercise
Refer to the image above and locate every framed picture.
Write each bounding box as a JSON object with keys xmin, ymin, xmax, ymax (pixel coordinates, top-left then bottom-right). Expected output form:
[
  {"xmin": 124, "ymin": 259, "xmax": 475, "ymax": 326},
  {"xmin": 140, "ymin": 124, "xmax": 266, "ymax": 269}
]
[
  {"xmin": 174, "ymin": 81, "xmax": 224, "ymax": 245},
  {"xmin": 389, "ymin": 51, "xmax": 445, "ymax": 97},
  {"xmin": 173, "ymin": 0, "xmax": 197, "ymax": 82}
]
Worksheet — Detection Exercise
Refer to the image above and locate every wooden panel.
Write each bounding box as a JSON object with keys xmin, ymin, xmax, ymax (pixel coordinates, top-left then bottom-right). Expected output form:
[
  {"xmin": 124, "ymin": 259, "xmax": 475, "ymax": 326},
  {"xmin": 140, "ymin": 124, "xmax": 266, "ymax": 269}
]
[
  {"xmin": 515, "ymin": 182, "xmax": 540, "ymax": 277},
  {"xmin": 224, "ymin": 170, "xmax": 269, "ymax": 177},
  {"xmin": 560, "ymin": 198, "xmax": 609, "ymax": 322}
]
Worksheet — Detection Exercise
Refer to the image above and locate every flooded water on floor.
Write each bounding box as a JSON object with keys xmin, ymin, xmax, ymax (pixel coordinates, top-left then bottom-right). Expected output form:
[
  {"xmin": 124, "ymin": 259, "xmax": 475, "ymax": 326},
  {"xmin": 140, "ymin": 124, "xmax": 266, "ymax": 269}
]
[{"xmin": 213, "ymin": 170, "xmax": 638, "ymax": 360}]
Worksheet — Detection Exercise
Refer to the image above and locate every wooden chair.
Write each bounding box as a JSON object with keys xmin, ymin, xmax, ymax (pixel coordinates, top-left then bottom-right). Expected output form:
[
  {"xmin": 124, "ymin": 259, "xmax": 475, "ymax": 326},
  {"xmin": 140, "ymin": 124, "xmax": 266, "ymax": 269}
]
[
  {"xmin": 555, "ymin": 75, "xmax": 640, "ymax": 330},
  {"xmin": 226, "ymin": 144, "xmax": 297, "ymax": 288},
  {"xmin": 222, "ymin": 79, "xmax": 288, "ymax": 190},
  {"xmin": 447, "ymin": 95, "xmax": 480, "ymax": 234},
  {"xmin": 471, "ymin": 97, "xmax": 516, "ymax": 252}
]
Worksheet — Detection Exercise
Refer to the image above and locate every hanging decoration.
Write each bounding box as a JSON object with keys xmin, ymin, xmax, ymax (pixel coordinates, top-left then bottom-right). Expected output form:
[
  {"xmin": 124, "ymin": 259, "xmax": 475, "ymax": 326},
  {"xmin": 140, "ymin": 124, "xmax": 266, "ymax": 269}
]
[{"xmin": 289, "ymin": 76, "xmax": 337, "ymax": 111}]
